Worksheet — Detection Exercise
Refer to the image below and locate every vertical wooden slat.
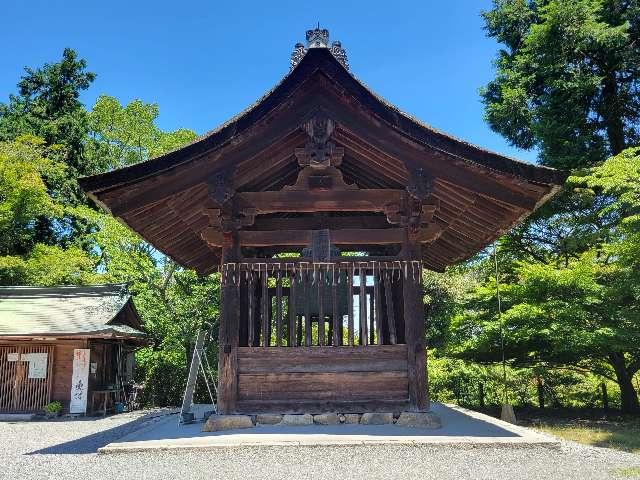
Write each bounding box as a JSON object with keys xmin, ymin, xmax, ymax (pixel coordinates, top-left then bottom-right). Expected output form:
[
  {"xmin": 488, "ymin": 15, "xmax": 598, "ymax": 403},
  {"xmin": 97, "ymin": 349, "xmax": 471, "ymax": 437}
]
[
  {"xmin": 275, "ymin": 271, "xmax": 283, "ymax": 347},
  {"xmin": 3, "ymin": 348, "xmax": 8, "ymax": 410},
  {"xmin": 0, "ymin": 346, "xmax": 18, "ymax": 412},
  {"xmin": 303, "ymin": 269, "xmax": 312, "ymax": 347},
  {"xmin": 24, "ymin": 346, "xmax": 31, "ymax": 411},
  {"xmin": 12, "ymin": 345, "xmax": 22, "ymax": 411},
  {"xmin": 347, "ymin": 266, "xmax": 354, "ymax": 346},
  {"xmin": 318, "ymin": 268, "xmax": 325, "ymax": 346},
  {"xmin": 374, "ymin": 269, "xmax": 383, "ymax": 345},
  {"xmin": 332, "ymin": 267, "xmax": 340, "ymax": 347},
  {"xmin": 369, "ymin": 287, "xmax": 375, "ymax": 345},
  {"xmin": 288, "ymin": 270, "xmax": 297, "ymax": 347},
  {"xmin": 46, "ymin": 345, "xmax": 54, "ymax": 405},
  {"xmin": 0, "ymin": 348, "xmax": 7, "ymax": 411},
  {"xmin": 25, "ymin": 345, "xmax": 33, "ymax": 411},
  {"xmin": 261, "ymin": 267, "xmax": 269, "ymax": 347},
  {"xmin": 248, "ymin": 271, "xmax": 255, "ymax": 347},
  {"xmin": 359, "ymin": 265, "xmax": 368, "ymax": 346},
  {"xmin": 384, "ymin": 269, "xmax": 397, "ymax": 344}
]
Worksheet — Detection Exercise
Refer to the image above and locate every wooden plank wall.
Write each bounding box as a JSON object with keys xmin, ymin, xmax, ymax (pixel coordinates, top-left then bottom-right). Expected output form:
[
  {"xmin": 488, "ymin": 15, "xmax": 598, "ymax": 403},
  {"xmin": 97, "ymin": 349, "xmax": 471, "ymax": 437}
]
[
  {"xmin": 235, "ymin": 344, "xmax": 409, "ymax": 413},
  {"xmin": 51, "ymin": 342, "xmax": 85, "ymax": 408}
]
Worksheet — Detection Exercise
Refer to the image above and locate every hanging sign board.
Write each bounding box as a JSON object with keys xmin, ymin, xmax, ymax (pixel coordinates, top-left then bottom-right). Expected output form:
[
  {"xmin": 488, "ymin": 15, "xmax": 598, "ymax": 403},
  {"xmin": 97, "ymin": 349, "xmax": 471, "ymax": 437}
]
[
  {"xmin": 69, "ymin": 349, "xmax": 90, "ymax": 414},
  {"xmin": 7, "ymin": 352, "xmax": 19, "ymax": 362},
  {"xmin": 311, "ymin": 229, "xmax": 331, "ymax": 263},
  {"xmin": 22, "ymin": 352, "xmax": 48, "ymax": 379}
]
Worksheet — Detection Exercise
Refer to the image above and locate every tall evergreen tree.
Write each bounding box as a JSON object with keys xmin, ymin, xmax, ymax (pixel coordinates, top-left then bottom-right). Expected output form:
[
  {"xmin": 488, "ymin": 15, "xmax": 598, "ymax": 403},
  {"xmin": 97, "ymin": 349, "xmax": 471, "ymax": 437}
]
[
  {"xmin": 447, "ymin": 0, "xmax": 640, "ymax": 412},
  {"xmin": 0, "ymin": 48, "xmax": 96, "ymax": 203},
  {"xmin": 481, "ymin": 0, "xmax": 640, "ymax": 169}
]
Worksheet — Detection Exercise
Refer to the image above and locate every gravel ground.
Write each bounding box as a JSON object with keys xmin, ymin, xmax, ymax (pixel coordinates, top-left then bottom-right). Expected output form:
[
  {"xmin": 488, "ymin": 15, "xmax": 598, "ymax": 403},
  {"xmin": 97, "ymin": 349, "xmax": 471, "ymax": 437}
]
[{"xmin": 1, "ymin": 412, "xmax": 639, "ymax": 480}]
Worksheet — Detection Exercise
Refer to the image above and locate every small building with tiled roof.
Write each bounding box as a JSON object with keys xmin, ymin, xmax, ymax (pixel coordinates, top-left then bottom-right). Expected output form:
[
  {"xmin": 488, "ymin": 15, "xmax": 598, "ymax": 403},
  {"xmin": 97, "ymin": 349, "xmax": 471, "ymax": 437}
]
[{"xmin": 0, "ymin": 284, "xmax": 147, "ymax": 414}]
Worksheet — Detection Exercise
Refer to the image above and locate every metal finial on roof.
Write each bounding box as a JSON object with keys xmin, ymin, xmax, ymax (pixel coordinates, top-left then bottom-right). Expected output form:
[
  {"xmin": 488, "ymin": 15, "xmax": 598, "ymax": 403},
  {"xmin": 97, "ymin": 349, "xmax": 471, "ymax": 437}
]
[
  {"xmin": 290, "ymin": 26, "xmax": 349, "ymax": 71},
  {"xmin": 306, "ymin": 25, "xmax": 329, "ymax": 48}
]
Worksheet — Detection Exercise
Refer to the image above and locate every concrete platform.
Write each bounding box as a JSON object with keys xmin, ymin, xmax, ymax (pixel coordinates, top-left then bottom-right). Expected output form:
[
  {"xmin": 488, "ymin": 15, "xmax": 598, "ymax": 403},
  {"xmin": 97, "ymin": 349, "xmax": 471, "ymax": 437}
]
[{"xmin": 98, "ymin": 403, "xmax": 559, "ymax": 453}]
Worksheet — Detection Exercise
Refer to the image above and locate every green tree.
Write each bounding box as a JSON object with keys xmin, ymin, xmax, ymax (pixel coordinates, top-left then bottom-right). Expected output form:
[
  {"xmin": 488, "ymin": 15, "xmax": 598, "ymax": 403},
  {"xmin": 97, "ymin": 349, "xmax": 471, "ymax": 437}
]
[
  {"xmin": 0, "ymin": 136, "xmax": 64, "ymax": 255},
  {"xmin": 0, "ymin": 48, "xmax": 97, "ymax": 197},
  {"xmin": 88, "ymin": 95, "xmax": 196, "ymax": 170},
  {"xmin": 0, "ymin": 51, "xmax": 213, "ymax": 406},
  {"xmin": 0, "ymin": 135, "xmax": 99, "ymax": 285},
  {"xmin": 481, "ymin": 0, "xmax": 640, "ymax": 169},
  {"xmin": 451, "ymin": 149, "xmax": 640, "ymax": 412},
  {"xmin": 423, "ymin": 267, "xmax": 477, "ymax": 349},
  {"xmin": 0, "ymin": 49, "xmax": 99, "ymax": 253}
]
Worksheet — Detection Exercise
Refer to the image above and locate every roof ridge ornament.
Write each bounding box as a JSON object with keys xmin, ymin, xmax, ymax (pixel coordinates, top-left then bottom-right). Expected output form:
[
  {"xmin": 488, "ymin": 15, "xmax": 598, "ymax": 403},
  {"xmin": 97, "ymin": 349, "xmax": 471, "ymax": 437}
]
[{"xmin": 290, "ymin": 25, "xmax": 349, "ymax": 71}]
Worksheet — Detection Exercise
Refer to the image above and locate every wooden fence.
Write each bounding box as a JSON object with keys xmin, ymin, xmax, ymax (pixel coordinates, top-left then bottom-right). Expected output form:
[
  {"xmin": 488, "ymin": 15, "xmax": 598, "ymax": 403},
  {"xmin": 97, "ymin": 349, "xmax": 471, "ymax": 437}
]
[{"xmin": 0, "ymin": 345, "xmax": 54, "ymax": 412}]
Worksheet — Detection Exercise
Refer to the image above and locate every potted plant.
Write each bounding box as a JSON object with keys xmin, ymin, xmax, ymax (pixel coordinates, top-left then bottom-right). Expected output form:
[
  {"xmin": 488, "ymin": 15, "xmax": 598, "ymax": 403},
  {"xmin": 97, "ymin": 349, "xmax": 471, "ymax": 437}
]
[{"xmin": 43, "ymin": 401, "xmax": 63, "ymax": 419}]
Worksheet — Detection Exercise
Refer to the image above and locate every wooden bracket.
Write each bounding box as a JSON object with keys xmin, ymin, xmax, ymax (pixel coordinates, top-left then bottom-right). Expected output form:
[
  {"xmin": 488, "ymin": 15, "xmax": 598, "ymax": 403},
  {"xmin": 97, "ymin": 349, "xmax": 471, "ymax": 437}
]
[
  {"xmin": 294, "ymin": 114, "xmax": 344, "ymax": 168},
  {"xmin": 283, "ymin": 165, "xmax": 358, "ymax": 192},
  {"xmin": 384, "ymin": 194, "xmax": 439, "ymax": 239},
  {"xmin": 208, "ymin": 169, "xmax": 235, "ymax": 205},
  {"xmin": 407, "ymin": 167, "xmax": 434, "ymax": 201},
  {"xmin": 219, "ymin": 207, "xmax": 256, "ymax": 233}
]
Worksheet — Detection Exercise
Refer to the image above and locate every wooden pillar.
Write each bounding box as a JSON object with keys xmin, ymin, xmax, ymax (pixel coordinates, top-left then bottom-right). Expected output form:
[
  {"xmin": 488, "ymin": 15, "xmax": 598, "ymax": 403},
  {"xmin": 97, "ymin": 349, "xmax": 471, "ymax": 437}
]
[
  {"xmin": 402, "ymin": 229, "xmax": 428, "ymax": 412},
  {"xmin": 217, "ymin": 230, "xmax": 240, "ymax": 414}
]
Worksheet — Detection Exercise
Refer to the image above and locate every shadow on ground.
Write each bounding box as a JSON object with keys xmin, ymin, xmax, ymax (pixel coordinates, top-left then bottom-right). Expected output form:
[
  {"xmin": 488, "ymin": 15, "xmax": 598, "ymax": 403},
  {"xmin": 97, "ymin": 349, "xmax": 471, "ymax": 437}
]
[{"xmin": 27, "ymin": 414, "xmax": 171, "ymax": 455}]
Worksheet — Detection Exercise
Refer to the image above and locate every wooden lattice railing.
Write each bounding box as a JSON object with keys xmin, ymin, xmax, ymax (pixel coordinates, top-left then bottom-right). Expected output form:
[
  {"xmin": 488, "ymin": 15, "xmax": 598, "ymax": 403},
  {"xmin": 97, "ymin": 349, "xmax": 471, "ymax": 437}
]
[{"xmin": 221, "ymin": 259, "xmax": 422, "ymax": 348}]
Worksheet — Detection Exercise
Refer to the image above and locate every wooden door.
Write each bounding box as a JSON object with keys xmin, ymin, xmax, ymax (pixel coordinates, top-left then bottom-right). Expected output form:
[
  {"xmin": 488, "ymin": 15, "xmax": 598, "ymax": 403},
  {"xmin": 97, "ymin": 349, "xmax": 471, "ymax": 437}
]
[{"xmin": 0, "ymin": 345, "xmax": 54, "ymax": 412}]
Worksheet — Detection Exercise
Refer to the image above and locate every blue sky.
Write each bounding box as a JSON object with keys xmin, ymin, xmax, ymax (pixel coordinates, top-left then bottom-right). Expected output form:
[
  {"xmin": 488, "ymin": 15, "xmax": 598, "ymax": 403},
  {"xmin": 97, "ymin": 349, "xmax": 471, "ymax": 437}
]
[{"xmin": 0, "ymin": 0, "xmax": 537, "ymax": 164}]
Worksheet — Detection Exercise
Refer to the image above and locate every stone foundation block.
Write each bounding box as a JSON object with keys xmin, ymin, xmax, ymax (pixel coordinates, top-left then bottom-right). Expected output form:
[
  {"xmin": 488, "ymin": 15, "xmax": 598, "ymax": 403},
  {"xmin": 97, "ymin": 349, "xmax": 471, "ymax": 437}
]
[
  {"xmin": 343, "ymin": 413, "xmax": 361, "ymax": 424},
  {"xmin": 360, "ymin": 412, "xmax": 394, "ymax": 425},
  {"xmin": 281, "ymin": 414, "xmax": 313, "ymax": 426},
  {"xmin": 395, "ymin": 412, "xmax": 442, "ymax": 429},
  {"xmin": 313, "ymin": 412, "xmax": 339, "ymax": 425},
  {"xmin": 256, "ymin": 414, "xmax": 283, "ymax": 425},
  {"xmin": 202, "ymin": 415, "xmax": 254, "ymax": 432}
]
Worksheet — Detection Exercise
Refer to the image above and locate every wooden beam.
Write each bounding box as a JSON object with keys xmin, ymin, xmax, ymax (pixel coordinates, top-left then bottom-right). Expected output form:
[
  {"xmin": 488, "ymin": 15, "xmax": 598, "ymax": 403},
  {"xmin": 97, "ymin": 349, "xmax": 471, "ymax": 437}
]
[
  {"xmin": 402, "ymin": 229, "xmax": 428, "ymax": 412},
  {"xmin": 236, "ymin": 189, "xmax": 404, "ymax": 214},
  {"xmin": 251, "ymin": 215, "xmax": 391, "ymax": 231},
  {"xmin": 203, "ymin": 226, "xmax": 443, "ymax": 248},
  {"xmin": 217, "ymin": 232, "xmax": 240, "ymax": 414},
  {"xmin": 238, "ymin": 228, "xmax": 402, "ymax": 247}
]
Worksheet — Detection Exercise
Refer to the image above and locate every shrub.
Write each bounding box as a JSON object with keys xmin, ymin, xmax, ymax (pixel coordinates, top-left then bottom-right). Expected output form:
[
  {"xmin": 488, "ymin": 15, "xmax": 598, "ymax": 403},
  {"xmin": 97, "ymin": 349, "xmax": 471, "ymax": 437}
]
[
  {"xmin": 43, "ymin": 401, "xmax": 62, "ymax": 414},
  {"xmin": 136, "ymin": 348, "xmax": 187, "ymax": 407}
]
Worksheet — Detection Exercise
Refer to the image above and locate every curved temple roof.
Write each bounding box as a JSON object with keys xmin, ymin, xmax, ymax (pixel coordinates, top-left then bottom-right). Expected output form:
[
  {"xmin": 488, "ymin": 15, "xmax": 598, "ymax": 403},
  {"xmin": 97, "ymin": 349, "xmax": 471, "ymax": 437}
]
[{"xmin": 80, "ymin": 41, "xmax": 566, "ymax": 273}]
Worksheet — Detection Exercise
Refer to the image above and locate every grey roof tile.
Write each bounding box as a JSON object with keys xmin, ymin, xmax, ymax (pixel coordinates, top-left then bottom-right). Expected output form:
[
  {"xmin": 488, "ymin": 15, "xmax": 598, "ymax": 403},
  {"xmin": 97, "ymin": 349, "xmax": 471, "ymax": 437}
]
[{"xmin": 0, "ymin": 284, "xmax": 146, "ymax": 337}]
